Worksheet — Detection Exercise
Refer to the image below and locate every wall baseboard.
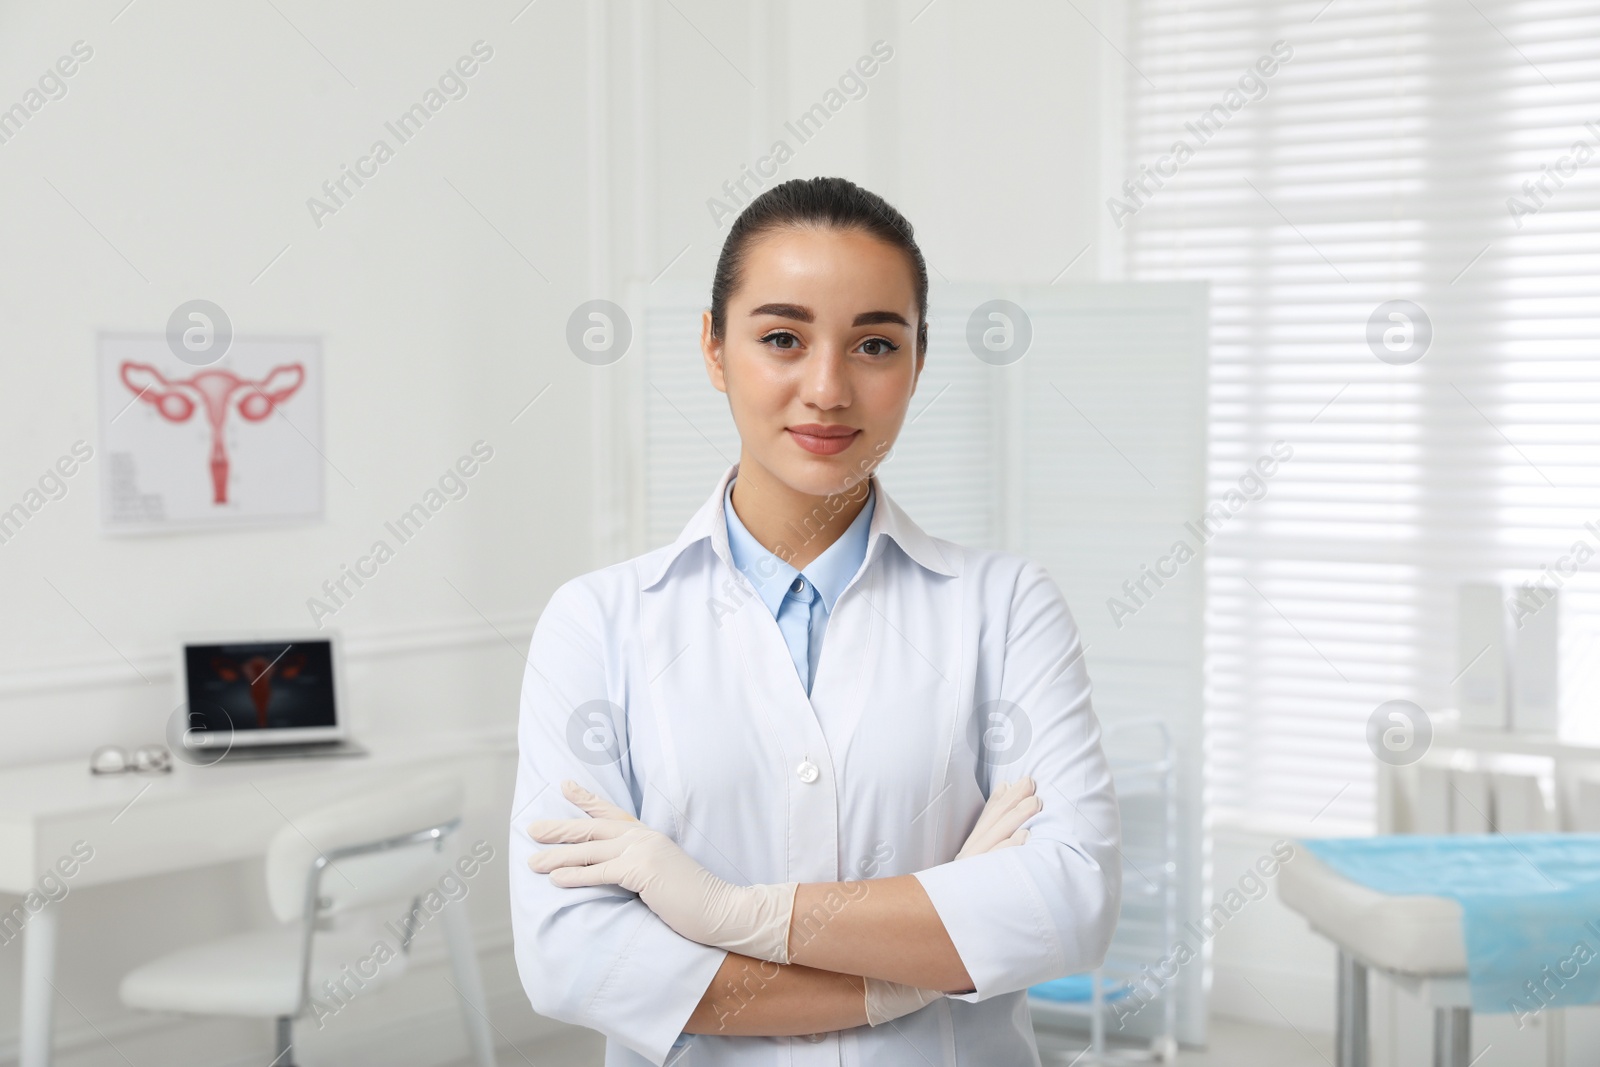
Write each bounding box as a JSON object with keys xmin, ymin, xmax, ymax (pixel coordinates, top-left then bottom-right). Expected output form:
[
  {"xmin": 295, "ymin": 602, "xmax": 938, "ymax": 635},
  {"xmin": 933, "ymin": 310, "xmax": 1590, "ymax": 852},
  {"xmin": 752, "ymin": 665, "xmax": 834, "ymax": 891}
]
[
  {"xmin": 1209, "ymin": 821, "xmax": 1338, "ymax": 1036},
  {"xmin": 1212, "ymin": 959, "xmax": 1334, "ymax": 1034},
  {"xmin": 0, "ymin": 609, "xmax": 543, "ymax": 699}
]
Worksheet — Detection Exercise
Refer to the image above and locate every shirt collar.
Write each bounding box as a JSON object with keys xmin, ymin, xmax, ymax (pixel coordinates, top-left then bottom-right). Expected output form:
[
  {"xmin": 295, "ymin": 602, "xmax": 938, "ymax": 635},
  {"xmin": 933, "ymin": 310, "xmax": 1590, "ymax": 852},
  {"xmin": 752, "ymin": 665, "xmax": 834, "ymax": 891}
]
[
  {"xmin": 639, "ymin": 461, "xmax": 958, "ymax": 592},
  {"xmin": 722, "ymin": 476, "xmax": 876, "ymax": 618}
]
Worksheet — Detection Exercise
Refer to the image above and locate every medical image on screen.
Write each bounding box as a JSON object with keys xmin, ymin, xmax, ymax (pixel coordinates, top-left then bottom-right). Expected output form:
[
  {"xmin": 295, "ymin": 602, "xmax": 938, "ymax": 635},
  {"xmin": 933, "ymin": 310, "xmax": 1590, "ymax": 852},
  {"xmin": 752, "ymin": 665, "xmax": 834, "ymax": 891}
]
[{"xmin": 183, "ymin": 641, "xmax": 337, "ymax": 734}]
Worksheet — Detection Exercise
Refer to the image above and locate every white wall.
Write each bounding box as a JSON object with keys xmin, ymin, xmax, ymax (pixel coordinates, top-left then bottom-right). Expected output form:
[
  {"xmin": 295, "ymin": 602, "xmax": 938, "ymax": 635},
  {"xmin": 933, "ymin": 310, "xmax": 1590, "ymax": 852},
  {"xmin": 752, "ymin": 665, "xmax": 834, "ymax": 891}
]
[
  {"xmin": 0, "ymin": 1, "xmax": 1124, "ymax": 1063},
  {"xmin": 0, "ymin": 2, "xmax": 607, "ymax": 1061},
  {"xmin": 0, "ymin": 0, "xmax": 600, "ymax": 753}
]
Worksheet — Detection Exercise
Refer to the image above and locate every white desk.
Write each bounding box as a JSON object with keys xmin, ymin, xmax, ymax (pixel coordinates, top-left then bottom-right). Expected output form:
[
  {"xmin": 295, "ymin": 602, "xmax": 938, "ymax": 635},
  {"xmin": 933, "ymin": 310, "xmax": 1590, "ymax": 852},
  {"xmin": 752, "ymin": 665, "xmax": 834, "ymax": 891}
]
[{"xmin": 0, "ymin": 730, "xmax": 516, "ymax": 1067}]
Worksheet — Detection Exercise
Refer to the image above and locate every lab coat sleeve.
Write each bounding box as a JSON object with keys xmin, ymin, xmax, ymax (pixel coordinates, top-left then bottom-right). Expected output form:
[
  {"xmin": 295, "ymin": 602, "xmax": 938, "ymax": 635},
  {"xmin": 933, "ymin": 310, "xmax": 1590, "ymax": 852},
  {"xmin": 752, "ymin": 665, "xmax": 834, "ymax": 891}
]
[
  {"xmin": 509, "ymin": 578, "xmax": 729, "ymax": 1066},
  {"xmin": 913, "ymin": 559, "xmax": 1123, "ymax": 1001}
]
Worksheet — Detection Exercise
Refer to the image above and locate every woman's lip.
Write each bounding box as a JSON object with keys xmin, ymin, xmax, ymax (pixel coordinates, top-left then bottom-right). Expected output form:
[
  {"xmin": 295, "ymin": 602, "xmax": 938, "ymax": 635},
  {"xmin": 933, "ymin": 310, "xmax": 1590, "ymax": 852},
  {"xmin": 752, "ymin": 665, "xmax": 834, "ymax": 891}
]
[{"xmin": 787, "ymin": 427, "xmax": 861, "ymax": 456}]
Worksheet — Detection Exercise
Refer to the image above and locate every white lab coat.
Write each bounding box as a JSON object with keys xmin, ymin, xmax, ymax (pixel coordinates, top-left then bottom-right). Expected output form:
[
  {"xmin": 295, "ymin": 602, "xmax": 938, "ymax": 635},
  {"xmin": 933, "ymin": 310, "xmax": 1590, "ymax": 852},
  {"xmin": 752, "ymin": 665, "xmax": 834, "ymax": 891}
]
[{"xmin": 510, "ymin": 462, "xmax": 1120, "ymax": 1066}]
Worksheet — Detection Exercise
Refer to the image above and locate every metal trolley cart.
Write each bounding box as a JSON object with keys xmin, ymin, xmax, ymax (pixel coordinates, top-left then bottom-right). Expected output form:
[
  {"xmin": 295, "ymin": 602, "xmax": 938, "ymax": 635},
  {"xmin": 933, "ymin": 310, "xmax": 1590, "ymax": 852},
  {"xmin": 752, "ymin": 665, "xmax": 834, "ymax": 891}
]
[{"xmin": 1029, "ymin": 717, "xmax": 1179, "ymax": 1064}]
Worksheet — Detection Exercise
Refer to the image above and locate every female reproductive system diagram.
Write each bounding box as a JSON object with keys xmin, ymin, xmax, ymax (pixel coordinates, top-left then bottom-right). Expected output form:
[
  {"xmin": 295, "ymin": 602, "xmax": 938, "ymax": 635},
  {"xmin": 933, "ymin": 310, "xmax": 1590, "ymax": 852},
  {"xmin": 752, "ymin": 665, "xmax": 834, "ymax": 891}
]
[{"xmin": 98, "ymin": 335, "xmax": 324, "ymax": 532}]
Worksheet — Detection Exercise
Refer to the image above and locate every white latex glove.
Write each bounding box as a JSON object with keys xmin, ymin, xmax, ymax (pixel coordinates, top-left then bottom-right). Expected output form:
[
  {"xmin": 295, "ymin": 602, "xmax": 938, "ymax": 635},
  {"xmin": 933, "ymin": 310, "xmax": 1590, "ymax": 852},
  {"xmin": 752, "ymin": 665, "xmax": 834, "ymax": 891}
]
[
  {"xmin": 863, "ymin": 776, "xmax": 1041, "ymax": 1025},
  {"xmin": 556, "ymin": 779, "xmax": 639, "ymax": 823},
  {"xmin": 956, "ymin": 775, "xmax": 1040, "ymax": 859},
  {"xmin": 528, "ymin": 780, "xmax": 798, "ymax": 963}
]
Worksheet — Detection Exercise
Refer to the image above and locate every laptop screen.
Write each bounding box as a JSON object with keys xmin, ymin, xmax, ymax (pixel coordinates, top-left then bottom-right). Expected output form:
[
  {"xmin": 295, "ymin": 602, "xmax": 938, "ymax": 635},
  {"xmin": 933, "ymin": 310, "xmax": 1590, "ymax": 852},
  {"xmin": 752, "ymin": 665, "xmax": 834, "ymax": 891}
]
[{"xmin": 182, "ymin": 639, "xmax": 338, "ymax": 739}]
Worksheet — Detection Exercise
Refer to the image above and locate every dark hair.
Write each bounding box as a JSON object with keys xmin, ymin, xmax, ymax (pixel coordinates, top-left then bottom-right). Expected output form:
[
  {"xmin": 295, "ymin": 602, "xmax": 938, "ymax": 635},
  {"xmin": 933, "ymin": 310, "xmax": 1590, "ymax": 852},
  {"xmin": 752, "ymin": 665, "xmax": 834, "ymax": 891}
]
[{"xmin": 709, "ymin": 176, "xmax": 930, "ymax": 353}]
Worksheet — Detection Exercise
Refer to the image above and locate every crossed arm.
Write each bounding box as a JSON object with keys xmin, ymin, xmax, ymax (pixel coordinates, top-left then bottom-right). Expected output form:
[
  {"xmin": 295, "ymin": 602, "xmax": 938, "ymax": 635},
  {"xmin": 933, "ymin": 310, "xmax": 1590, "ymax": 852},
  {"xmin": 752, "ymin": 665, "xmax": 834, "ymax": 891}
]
[
  {"xmin": 688, "ymin": 955, "xmax": 869, "ymax": 1035},
  {"xmin": 526, "ymin": 777, "xmax": 1042, "ymax": 1036},
  {"xmin": 683, "ymin": 876, "xmax": 964, "ymax": 1036}
]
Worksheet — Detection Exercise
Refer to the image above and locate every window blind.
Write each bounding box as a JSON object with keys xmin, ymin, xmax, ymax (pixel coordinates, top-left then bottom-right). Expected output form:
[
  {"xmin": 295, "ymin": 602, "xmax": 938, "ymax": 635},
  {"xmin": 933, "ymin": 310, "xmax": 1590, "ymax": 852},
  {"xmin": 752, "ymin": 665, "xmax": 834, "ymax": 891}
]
[{"xmin": 1124, "ymin": 0, "xmax": 1600, "ymax": 831}]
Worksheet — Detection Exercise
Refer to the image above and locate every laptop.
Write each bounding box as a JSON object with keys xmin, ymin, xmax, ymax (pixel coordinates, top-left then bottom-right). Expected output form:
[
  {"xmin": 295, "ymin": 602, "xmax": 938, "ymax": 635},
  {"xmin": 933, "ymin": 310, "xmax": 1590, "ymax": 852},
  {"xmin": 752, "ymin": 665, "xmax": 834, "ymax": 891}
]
[{"xmin": 177, "ymin": 633, "xmax": 366, "ymax": 762}]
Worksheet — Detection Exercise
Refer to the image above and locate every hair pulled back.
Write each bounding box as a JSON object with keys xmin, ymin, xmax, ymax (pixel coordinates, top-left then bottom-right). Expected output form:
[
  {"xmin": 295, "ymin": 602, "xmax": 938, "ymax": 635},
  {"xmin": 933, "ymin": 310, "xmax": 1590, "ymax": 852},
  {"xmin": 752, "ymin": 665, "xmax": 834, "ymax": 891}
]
[{"xmin": 709, "ymin": 177, "xmax": 929, "ymax": 353}]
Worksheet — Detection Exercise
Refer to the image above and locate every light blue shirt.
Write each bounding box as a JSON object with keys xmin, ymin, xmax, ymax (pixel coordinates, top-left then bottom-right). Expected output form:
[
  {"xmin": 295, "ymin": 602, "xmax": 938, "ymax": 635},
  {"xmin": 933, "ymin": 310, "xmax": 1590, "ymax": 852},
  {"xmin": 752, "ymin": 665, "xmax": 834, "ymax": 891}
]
[{"xmin": 721, "ymin": 477, "xmax": 875, "ymax": 695}]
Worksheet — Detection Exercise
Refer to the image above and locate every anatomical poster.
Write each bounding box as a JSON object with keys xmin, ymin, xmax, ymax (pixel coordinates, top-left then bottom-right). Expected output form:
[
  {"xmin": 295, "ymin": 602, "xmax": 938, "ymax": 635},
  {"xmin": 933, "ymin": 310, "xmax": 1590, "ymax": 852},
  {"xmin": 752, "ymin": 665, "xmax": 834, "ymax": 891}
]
[{"xmin": 97, "ymin": 333, "xmax": 324, "ymax": 533}]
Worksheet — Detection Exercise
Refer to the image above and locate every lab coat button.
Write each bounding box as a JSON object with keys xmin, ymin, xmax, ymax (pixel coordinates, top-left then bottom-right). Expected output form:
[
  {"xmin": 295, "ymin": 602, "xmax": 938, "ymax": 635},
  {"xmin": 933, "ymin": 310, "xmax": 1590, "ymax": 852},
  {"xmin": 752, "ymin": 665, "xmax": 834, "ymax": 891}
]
[{"xmin": 796, "ymin": 760, "xmax": 820, "ymax": 783}]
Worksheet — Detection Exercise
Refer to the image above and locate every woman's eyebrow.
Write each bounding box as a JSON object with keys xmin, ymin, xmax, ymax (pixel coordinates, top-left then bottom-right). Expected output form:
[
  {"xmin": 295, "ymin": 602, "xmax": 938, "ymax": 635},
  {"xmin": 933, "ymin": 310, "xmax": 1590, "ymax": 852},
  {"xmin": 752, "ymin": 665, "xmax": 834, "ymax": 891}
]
[
  {"xmin": 853, "ymin": 310, "xmax": 910, "ymax": 327},
  {"xmin": 745, "ymin": 304, "xmax": 910, "ymax": 328},
  {"xmin": 749, "ymin": 303, "xmax": 813, "ymax": 321}
]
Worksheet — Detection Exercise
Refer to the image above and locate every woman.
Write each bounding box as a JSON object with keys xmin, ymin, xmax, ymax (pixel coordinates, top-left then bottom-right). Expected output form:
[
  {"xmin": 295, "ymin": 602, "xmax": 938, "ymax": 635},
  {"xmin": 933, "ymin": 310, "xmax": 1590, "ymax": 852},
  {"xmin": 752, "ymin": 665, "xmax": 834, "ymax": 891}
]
[{"xmin": 510, "ymin": 177, "xmax": 1120, "ymax": 1066}]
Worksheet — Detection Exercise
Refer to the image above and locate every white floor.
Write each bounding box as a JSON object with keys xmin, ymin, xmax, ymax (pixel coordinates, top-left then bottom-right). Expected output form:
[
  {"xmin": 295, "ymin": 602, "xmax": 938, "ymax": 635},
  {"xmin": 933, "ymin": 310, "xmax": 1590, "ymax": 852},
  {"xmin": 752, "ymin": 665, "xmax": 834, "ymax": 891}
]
[{"xmin": 446, "ymin": 1016, "xmax": 1334, "ymax": 1067}]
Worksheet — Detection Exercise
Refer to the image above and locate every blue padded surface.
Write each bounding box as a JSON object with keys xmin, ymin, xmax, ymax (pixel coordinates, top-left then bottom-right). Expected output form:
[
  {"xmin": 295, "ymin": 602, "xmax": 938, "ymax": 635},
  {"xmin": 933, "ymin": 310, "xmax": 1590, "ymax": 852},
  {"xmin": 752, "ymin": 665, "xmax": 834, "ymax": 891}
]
[
  {"xmin": 1028, "ymin": 973, "xmax": 1137, "ymax": 1004},
  {"xmin": 1304, "ymin": 834, "xmax": 1600, "ymax": 1014}
]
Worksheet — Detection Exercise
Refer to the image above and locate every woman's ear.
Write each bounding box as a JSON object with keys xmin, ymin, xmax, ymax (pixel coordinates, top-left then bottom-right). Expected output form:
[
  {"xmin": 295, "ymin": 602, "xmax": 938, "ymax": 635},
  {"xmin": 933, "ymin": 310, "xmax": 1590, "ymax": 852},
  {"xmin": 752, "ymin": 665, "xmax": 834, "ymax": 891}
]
[{"xmin": 701, "ymin": 310, "xmax": 728, "ymax": 394}]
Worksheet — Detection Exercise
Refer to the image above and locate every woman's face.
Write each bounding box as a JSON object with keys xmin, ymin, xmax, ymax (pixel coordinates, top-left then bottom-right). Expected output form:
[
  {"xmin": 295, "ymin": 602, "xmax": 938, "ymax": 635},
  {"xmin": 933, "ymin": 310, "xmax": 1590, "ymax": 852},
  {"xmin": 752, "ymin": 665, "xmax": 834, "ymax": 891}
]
[{"xmin": 702, "ymin": 226, "xmax": 924, "ymax": 500}]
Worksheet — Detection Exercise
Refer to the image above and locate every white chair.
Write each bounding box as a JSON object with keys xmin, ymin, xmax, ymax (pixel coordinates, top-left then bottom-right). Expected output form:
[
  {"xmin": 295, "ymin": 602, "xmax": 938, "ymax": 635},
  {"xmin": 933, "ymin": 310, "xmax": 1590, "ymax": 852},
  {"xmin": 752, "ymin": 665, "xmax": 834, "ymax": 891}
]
[{"xmin": 119, "ymin": 774, "xmax": 497, "ymax": 1067}]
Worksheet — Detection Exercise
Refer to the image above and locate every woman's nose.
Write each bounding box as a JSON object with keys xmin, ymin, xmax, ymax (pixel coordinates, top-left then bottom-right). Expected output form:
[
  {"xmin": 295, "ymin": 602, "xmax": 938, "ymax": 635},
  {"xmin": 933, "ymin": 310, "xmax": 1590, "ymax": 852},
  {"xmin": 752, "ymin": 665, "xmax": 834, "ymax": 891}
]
[{"xmin": 800, "ymin": 347, "xmax": 852, "ymax": 408}]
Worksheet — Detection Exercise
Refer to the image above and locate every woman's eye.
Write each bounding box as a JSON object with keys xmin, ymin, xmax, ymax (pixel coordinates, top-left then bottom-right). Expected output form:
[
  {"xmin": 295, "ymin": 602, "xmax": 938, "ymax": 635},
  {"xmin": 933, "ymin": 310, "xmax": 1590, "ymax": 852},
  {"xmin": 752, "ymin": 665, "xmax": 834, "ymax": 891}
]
[
  {"xmin": 859, "ymin": 338, "xmax": 900, "ymax": 357},
  {"xmin": 761, "ymin": 331, "xmax": 801, "ymax": 350}
]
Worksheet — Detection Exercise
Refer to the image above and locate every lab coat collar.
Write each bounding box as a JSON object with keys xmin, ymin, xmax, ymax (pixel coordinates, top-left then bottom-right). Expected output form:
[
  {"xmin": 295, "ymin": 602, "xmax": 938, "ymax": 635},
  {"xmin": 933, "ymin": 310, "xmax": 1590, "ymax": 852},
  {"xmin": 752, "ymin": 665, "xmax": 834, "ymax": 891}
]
[
  {"xmin": 640, "ymin": 461, "xmax": 957, "ymax": 591},
  {"xmin": 722, "ymin": 476, "xmax": 875, "ymax": 618}
]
